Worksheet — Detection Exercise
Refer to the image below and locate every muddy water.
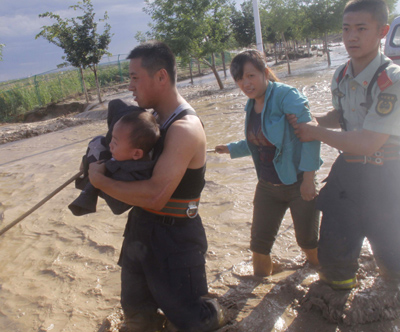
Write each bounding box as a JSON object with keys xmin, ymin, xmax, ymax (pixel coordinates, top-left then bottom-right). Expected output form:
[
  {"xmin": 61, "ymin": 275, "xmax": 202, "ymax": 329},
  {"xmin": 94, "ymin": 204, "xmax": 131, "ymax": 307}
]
[{"xmin": 0, "ymin": 45, "xmax": 399, "ymax": 332}]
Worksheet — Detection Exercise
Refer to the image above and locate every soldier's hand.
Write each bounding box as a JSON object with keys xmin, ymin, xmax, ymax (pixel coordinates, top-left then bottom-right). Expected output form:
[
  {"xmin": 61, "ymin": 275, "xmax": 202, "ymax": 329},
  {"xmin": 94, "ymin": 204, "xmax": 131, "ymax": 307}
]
[
  {"xmin": 294, "ymin": 122, "xmax": 318, "ymax": 142},
  {"xmin": 286, "ymin": 114, "xmax": 299, "ymax": 128}
]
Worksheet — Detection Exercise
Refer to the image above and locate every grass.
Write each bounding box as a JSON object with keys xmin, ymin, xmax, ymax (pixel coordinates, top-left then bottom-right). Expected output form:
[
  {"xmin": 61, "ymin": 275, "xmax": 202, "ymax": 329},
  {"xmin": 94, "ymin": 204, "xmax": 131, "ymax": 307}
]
[{"xmin": 0, "ymin": 52, "xmax": 233, "ymax": 122}]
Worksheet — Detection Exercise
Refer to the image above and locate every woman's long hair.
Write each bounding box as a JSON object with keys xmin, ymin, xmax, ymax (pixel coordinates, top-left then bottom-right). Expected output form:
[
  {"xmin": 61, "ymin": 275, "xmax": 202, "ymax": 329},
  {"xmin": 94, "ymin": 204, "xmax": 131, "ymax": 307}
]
[{"xmin": 230, "ymin": 49, "xmax": 279, "ymax": 83}]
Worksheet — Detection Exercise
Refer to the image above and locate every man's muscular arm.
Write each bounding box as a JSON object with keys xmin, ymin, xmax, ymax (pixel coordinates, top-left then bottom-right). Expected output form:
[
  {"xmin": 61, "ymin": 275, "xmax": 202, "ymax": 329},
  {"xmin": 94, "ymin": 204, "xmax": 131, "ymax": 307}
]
[
  {"xmin": 294, "ymin": 122, "xmax": 389, "ymax": 156},
  {"xmin": 286, "ymin": 109, "xmax": 341, "ymax": 129},
  {"xmin": 287, "ymin": 110, "xmax": 389, "ymax": 155},
  {"xmin": 89, "ymin": 115, "xmax": 206, "ymax": 210}
]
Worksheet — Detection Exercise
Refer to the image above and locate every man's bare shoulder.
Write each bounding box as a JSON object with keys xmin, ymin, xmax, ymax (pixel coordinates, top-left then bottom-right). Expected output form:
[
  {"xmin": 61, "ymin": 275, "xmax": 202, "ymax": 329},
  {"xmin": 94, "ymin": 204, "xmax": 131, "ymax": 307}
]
[
  {"xmin": 163, "ymin": 114, "xmax": 206, "ymax": 168},
  {"xmin": 167, "ymin": 113, "xmax": 205, "ymax": 137}
]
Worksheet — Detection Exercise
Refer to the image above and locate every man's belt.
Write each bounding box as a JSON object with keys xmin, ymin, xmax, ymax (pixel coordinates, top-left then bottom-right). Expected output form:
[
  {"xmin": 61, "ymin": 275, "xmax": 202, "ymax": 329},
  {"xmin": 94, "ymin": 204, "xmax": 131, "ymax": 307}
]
[
  {"xmin": 342, "ymin": 144, "xmax": 400, "ymax": 166},
  {"xmin": 142, "ymin": 197, "xmax": 200, "ymax": 219}
]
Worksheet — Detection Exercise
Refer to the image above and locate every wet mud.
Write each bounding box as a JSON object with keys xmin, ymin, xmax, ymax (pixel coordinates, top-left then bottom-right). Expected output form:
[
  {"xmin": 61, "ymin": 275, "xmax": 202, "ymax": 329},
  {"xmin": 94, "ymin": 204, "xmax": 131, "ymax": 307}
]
[{"xmin": 0, "ymin": 45, "xmax": 399, "ymax": 332}]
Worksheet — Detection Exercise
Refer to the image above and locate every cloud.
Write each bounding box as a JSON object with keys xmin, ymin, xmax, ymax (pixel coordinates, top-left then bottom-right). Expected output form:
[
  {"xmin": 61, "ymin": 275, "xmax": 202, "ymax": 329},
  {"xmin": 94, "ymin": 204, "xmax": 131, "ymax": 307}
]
[
  {"xmin": 0, "ymin": 8, "xmax": 80, "ymax": 39},
  {"xmin": 105, "ymin": 3, "xmax": 144, "ymax": 16},
  {"xmin": 0, "ymin": 15, "xmax": 50, "ymax": 38},
  {"xmin": 0, "ymin": 0, "xmax": 149, "ymax": 81}
]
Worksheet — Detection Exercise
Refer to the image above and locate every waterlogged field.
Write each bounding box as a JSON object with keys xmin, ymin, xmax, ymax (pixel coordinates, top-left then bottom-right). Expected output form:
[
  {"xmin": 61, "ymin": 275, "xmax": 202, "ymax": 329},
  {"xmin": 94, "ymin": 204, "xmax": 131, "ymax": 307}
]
[{"xmin": 0, "ymin": 45, "xmax": 399, "ymax": 332}]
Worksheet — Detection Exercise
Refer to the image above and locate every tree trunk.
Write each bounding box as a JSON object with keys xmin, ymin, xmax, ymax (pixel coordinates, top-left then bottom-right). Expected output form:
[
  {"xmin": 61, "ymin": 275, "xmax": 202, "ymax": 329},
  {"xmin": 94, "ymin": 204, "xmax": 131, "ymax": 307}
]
[
  {"xmin": 325, "ymin": 32, "xmax": 331, "ymax": 67},
  {"xmin": 211, "ymin": 52, "xmax": 224, "ymax": 89},
  {"xmin": 79, "ymin": 67, "xmax": 89, "ymax": 103},
  {"xmin": 281, "ymin": 32, "xmax": 291, "ymax": 75},
  {"xmin": 221, "ymin": 52, "xmax": 227, "ymax": 79},
  {"xmin": 198, "ymin": 61, "xmax": 201, "ymax": 75},
  {"xmin": 189, "ymin": 58, "xmax": 194, "ymax": 84},
  {"xmin": 274, "ymin": 44, "xmax": 278, "ymax": 65},
  {"xmin": 93, "ymin": 65, "xmax": 103, "ymax": 103}
]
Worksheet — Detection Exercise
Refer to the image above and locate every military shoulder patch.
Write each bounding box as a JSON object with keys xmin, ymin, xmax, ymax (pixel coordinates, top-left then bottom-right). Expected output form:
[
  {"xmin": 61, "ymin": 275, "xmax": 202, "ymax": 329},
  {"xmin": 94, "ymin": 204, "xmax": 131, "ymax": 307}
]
[
  {"xmin": 376, "ymin": 93, "xmax": 398, "ymax": 116},
  {"xmin": 377, "ymin": 70, "xmax": 393, "ymax": 91},
  {"xmin": 332, "ymin": 88, "xmax": 344, "ymax": 98}
]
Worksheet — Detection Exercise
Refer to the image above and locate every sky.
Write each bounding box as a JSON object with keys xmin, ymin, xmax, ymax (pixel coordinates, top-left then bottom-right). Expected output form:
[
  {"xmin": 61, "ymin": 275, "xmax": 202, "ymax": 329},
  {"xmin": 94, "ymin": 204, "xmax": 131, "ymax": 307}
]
[
  {"xmin": 0, "ymin": 0, "xmax": 153, "ymax": 82},
  {"xmin": 1, "ymin": 0, "xmax": 400, "ymax": 82}
]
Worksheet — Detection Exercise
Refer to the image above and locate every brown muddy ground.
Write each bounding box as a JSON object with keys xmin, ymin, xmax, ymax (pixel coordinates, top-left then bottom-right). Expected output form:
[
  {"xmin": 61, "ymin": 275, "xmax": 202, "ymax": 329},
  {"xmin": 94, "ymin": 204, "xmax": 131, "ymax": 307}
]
[
  {"xmin": 0, "ymin": 86, "xmax": 130, "ymax": 145},
  {"xmin": 1, "ymin": 47, "xmax": 399, "ymax": 332}
]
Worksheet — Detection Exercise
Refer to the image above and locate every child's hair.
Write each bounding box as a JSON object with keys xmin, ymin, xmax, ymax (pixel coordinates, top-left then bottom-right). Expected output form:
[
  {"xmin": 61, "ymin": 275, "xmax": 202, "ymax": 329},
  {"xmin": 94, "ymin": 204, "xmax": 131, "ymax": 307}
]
[
  {"xmin": 344, "ymin": 0, "xmax": 389, "ymax": 26},
  {"xmin": 118, "ymin": 111, "xmax": 160, "ymax": 155},
  {"xmin": 230, "ymin": 49, "xmax": 279, "ymax": 83}
]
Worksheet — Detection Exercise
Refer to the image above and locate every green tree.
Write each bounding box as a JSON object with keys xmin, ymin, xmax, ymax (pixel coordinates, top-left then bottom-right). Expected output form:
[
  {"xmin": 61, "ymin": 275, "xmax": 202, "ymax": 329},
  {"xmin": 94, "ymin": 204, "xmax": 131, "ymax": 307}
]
[
  {"xmin": 388, "ymin": 0, "xmax": 400, "ymax": 22},
  {"xmin": 0, "ymin": 44, "xmax": 4, "ymax": 61},
  {"xmin": 36, "ymin": 0, "xmax": 112, "ymax": 103},
  {"xmin": 386, "ymin": 0, "xmax": 399, "ymax": 13},
  {"xmin": 301, "ymin": 0, "xmax": 346, "ymax": 66},
  {"xmin": 231, "ymin": 0, "xmax": 256, "ymax": 48},
  {"xmin": 134, "ymin": 31, "xmax": 150, "ymax": 44},
  {"xmin": 261, "ymin": 0, "xmax": 300, "ymax": 74},
  {"xmin": 143, "ymin": 0, "xmax": 233, "ymax": 89}
]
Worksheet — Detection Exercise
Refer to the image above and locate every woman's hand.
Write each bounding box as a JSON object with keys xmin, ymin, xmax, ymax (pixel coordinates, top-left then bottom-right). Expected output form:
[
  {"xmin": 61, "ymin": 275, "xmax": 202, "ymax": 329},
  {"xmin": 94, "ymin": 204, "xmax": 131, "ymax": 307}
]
[
  {"xmin": 215, "ymin": 145, "xmax": 230, "ymax": 154},
  {"xmin": 300, "ymin": 171, "xmax": 317, "ymax": 201}
]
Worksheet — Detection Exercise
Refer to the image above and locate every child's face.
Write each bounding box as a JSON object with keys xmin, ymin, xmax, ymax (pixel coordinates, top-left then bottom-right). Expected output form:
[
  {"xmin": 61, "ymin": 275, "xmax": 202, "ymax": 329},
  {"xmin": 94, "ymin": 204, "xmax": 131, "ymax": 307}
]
[
  {"xmin": 109, "ymin": 121, "xmax": 137, "ymax": 161},
  {"xmin": 235, "ymin": 62, "xmax": 269, "ymax": 103},
  {"xmin": 342, "ymin": 11, "xmax": 389, "ymax": 64}
]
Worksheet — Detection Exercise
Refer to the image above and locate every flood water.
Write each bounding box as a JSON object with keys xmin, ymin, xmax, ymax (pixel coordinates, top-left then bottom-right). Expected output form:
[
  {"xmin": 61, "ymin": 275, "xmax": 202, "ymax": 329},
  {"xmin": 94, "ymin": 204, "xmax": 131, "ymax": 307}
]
[{"xmin": 1, "ymin": 45, "xmax": 399, "ymax": 332}]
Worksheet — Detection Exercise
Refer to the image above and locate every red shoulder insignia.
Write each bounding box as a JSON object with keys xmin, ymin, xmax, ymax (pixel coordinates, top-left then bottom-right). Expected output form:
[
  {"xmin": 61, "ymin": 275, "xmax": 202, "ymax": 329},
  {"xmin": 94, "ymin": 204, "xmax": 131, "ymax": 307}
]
[
  {"xmin": 377, "ymin": 70, "xmax": 393, "ymax": 91},
  {"xmin": 343, "ymin": 63, "xmax": 349, "ymax": 76},
  {"xmin": 336, "ymin": 61, "xmax": 350, "ymax": 83}
]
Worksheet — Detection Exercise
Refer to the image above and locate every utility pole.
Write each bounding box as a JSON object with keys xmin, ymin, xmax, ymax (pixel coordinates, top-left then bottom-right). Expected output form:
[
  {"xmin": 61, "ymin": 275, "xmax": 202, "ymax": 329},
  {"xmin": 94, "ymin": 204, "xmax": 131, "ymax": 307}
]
[{"xmin": 252, "ymin": 0, "xmax": 263, "ymax": 52}]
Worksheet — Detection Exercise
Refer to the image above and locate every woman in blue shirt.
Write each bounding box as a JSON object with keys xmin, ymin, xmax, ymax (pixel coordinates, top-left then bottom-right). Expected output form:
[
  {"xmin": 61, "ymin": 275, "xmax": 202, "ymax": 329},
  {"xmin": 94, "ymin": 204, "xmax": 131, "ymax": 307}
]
[{"xmin": 215, "ymin": 50, "xmax": 322, "ymax": 276}]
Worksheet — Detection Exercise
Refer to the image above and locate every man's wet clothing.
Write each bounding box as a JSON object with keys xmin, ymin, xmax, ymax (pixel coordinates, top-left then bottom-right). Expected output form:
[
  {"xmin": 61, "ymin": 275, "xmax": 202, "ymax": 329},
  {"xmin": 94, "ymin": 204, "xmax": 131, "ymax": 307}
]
[{"xmin": 119, "ymin": 107, "xmax": 220, "ymax": 331}]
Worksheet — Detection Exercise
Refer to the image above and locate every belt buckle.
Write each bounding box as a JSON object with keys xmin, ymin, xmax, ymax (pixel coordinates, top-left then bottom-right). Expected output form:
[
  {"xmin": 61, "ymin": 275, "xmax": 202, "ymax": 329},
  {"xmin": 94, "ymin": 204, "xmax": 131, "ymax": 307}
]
[
  {"xmin": 186, "ymin": 201, "xmax": 198, "ymax": 219},
  {"xmin": 162, "ymin": 217, "xmax": 175, "ymax": 226},
  {"xmin": 362, "ymin": 155, "xmax": 367, "ymax": 164}
]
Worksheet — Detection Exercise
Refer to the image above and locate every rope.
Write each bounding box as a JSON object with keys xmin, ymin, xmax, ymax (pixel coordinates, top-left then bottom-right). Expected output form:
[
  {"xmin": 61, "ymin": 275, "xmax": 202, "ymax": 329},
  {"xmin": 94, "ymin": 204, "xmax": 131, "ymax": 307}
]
[{"xmin": 0, "ymin": 170, "xmax": 83, "ymax": 237}]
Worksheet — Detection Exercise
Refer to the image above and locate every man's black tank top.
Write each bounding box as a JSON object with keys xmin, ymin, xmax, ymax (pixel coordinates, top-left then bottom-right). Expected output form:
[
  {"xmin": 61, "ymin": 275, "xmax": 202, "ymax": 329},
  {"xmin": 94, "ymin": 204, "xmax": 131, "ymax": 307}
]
[{"xmin": 153, "ymin": 108, "xmax": 206, "ymax": 199}]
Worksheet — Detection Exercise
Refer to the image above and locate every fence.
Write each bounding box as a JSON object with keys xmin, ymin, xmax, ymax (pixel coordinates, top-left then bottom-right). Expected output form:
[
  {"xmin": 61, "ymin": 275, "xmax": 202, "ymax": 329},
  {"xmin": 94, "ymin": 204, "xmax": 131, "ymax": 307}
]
[{"xmin": 0, "ymin": 52, "xmax": 233, "ymax": 122}]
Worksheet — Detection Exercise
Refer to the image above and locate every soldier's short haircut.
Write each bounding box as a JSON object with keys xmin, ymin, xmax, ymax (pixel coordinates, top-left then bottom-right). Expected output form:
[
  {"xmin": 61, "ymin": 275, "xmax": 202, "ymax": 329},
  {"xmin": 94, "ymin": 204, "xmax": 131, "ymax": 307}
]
[
  {"xmin": 344, "ymin": 0, "xmax": 389, "ymax": 26},
  {"xmin": 127, "ymin": 41, "xmax": 177, "ymax": 85}
]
